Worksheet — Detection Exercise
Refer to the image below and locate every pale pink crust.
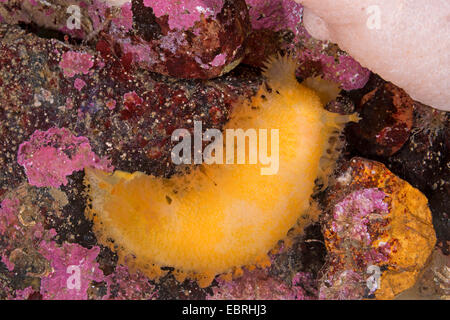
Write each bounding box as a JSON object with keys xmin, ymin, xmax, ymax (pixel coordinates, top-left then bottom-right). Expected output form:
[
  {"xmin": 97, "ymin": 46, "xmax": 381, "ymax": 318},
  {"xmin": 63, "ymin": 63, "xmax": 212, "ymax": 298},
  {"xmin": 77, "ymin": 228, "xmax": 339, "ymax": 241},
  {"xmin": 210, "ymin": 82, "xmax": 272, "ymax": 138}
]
[{"xmin": 297, "ymin": 0, "xmax": 450, "ymax": 111}]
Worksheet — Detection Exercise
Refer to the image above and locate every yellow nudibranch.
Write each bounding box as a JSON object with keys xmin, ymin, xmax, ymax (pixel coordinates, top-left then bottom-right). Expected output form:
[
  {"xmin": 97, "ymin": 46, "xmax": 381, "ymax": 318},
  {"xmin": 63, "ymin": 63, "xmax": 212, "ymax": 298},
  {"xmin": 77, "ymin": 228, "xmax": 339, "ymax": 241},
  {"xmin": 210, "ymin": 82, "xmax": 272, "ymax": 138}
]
[{"xmin": 84, "ymin": 55, "xmax": 358, "ymax": 287}]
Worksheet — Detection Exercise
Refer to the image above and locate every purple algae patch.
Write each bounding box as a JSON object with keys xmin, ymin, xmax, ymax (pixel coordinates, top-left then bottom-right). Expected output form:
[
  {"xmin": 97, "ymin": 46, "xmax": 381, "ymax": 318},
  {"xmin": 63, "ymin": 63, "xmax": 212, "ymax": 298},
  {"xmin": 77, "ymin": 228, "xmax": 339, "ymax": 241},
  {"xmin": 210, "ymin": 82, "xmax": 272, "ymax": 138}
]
[
  {"xmin": 74, "ymin": 78, "xmax": 86, "ymax": 91},
  {"xmin": 112, "ymin": 2, "xmax": 134, "ymax": 31},
  {"xmin": 17, "ymin": 127, "xmax": 113, "ymax": 188},
  {"xmin": 332, "ymin": 188, "xmax": 388, "ymax": 245},
  {"xmin": 0, "ymin": 198, "xmax": 19, "ymax": 235},
  {"xmin": 38, "ymin": 242, "xmax": 104, "ymax": 300},
  {"xmin": 247, "ymin": 0, "xmax": 303, "ymax": 33},
  {"xmin": 144, "ymin": 0, "xmax": 225, "ymax": 30},
  {"xmin": 209, "ymin": 269, "xmax": 316, "ymax": 300},
  {"xmin": 59, "ymin": 51, "xmax": 94, "ymax": 78}
]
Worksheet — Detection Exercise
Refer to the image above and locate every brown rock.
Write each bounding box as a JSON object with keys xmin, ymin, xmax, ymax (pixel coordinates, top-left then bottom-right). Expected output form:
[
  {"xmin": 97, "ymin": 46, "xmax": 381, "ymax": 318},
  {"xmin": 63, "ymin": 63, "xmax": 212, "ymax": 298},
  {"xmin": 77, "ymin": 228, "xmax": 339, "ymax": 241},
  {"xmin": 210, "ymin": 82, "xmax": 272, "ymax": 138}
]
[
  {"xmin": 123, "ymin": 0, "xmax": 251, "ymax": 79},
  {"xmin": 345, "ymin": 75, "xmax": 414, "ymax": 157}
]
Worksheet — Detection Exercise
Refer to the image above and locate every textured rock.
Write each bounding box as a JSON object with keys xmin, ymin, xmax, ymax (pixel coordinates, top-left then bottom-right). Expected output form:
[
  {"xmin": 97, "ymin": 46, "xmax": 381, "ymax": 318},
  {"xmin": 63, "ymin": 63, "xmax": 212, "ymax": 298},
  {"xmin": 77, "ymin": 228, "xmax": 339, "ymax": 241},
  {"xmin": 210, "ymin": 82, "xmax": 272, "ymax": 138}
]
[
  {"xmin": 0, "ymin": 184, "xmax": 60, "ymax": 299},
  {"xmin": 320, "ymin": 157, "xmax": 436, "ymax": 300},
  {"xmin": 0, "ymin": 23, "xmax": 262, "ymax": 193},
  {"xmin": 243, "ymin": 0, "xmax": 370, "ymax": 91},
  {"xmin": 345, "ymin": 74, "xmax": 415, "ymax": 157},
  {"xmin": 0, "ymin": 0, "xmax": 89, "ymax": 37},
  {"xmin": 124, "ymin": 0, "xmax": 250, "ymax": 79},
  {"xmin": 243, "ymin": 0, "xmax": 303, "ymax": 67},
  {"xmin": 0, "ymin": 181, "xmax": 159, "ymax": 300},
  {"xmin": 208, "ymin": 269, "xmax": 316, "ymax": 300},
  {"xmin": 0, "ymin": 0, "xmax": 251, "ymax": 79},
  {"xmin": 1, "ymin": 0, "xmax": 369, "ymax": 84},
  {"xmin": 395, "ymin": 249, "xmax": 450, "ymax": 300},
  {"xmin": 384, "ymin": 102, "xmax": 449, "ymax": 253}
]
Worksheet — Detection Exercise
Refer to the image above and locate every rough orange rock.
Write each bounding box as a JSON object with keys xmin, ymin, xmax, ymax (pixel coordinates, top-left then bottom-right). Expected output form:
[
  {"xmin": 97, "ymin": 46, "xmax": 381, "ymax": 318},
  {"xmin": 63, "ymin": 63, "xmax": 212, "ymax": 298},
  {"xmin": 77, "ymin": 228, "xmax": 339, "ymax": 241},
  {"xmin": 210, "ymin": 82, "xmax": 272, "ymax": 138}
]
[{"xmin": 321, "ymin": 157, "xmax": 436, "ymax": 300}]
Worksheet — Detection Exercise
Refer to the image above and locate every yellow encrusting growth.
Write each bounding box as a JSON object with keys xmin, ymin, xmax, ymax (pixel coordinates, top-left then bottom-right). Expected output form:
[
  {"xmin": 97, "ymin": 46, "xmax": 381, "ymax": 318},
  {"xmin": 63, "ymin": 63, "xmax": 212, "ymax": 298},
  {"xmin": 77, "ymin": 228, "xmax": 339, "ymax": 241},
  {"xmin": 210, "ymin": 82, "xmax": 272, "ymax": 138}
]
[{"xmin": 85, "ymin": 55, "xmax": 357, "ymax": 287}]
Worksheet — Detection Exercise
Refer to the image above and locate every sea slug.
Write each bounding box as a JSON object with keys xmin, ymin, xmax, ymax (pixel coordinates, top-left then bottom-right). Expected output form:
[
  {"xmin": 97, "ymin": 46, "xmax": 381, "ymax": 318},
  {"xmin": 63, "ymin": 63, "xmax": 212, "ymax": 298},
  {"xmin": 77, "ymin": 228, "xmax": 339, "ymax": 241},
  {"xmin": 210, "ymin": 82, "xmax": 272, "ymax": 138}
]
[{"xmin": 84, "ymin": 55, "xmax": 358, "ymax": 287}]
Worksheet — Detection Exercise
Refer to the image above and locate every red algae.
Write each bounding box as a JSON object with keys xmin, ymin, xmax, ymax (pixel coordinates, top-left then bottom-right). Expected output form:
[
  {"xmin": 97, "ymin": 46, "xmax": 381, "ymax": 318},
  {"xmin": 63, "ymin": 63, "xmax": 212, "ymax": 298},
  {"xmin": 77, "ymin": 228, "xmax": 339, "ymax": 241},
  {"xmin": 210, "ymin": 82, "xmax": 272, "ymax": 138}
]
[{"xmin": 59, "ymin": 51, "xmax": 94, "ymax": 78}]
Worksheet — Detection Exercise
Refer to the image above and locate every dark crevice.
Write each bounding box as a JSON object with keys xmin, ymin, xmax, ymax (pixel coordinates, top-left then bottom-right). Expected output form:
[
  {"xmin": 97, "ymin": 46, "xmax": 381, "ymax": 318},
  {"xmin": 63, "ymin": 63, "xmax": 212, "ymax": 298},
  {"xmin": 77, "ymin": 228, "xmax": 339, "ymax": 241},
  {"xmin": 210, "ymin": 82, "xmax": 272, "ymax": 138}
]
[{"xmin": 17, "ymin": 21, "xmax": 83, "ymax": 45}]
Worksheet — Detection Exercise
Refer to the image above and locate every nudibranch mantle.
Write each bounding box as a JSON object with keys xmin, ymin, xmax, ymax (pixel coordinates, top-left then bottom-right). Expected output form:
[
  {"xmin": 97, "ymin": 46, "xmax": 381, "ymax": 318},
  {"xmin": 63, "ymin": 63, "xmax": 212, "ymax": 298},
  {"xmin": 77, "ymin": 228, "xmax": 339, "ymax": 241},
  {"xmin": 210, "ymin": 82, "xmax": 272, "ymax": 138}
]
[{"xmin": 85, "ymin": 55, "xmax": 358, "ymax": 287}]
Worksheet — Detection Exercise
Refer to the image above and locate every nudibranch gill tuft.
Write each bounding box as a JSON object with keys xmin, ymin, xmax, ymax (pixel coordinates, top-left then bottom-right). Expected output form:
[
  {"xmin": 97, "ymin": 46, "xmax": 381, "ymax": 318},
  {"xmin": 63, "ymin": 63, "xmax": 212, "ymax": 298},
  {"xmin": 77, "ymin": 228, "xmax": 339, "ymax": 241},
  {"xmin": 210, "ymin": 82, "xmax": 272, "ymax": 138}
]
[{"xmin": 84, "ymin": 55, "xmax": 358, "ymax": 287}]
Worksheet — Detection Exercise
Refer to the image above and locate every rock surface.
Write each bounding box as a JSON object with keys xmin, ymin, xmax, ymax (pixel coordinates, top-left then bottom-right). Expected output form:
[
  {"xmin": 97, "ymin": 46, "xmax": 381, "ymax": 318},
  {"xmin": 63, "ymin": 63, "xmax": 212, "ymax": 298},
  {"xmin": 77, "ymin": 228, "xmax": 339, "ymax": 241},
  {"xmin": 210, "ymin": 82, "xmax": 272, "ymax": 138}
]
[
  {"xmin": 345, "ymin": 74, "xmax": 415, "ymax": 157},
  {"xmin": 0, "ymin": 1, "xmax": 447, "ymax": 301},
  {"xmin": 320, "ymin": 157, "xmax": 436, "ymax": 300},
  {"xmin": 0, "ymin": 0, "xmax": 251, "ymax": 79}
]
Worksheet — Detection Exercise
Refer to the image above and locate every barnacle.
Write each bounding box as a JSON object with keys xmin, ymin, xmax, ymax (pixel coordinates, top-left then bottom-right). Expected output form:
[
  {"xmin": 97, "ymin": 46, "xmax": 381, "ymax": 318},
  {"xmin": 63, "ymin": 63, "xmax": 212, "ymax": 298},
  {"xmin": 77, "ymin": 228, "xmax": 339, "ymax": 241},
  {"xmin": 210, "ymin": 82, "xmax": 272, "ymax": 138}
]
[{"xmin": 84, "ymin": 54, "xmax": 358, "ymax": 287}]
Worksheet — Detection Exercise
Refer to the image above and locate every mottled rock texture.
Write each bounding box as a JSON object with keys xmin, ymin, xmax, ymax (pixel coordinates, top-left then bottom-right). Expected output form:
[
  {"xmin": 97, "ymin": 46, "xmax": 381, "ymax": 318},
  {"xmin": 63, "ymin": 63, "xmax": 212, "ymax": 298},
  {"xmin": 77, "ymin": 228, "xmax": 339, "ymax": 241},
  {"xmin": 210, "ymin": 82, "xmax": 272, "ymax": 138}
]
[
  {"xmin": 320, "ymin": 158, "xmax": 436, "ymax": 300},
  {"xmin": 0, "ymin": 0, "xmax": 251, "ymax": 79}
]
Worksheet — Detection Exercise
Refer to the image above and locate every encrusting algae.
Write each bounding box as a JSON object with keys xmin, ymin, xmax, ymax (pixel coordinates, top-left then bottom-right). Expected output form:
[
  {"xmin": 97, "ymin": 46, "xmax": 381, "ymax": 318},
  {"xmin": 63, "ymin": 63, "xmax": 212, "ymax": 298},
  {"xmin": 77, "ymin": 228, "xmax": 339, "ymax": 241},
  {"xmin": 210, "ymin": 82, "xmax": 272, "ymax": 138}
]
[{"xmin": 84, "ymin": 55, "xmax": 359, "ymax": 287}]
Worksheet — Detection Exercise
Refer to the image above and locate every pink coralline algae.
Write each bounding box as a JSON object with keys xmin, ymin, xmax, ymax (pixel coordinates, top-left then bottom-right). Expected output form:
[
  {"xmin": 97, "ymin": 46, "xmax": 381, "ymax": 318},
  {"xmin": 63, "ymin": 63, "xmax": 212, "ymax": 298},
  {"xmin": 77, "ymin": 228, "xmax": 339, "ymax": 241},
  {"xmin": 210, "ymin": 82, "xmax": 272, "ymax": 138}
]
[
  {"xmin": 144, "ymin": 0, "xmax": 225, "ymax": 30},
  {"xmin": 38, "ymin": 242, "xmax": 105, "ymax": 300},
  {"xmin": 111, "ymin": 2, "xmax": 134, "ymax": 32},
  {"xmin": 0, "ymin": 198, "xmax": 19, "ymax": 235},
  {"xmin": 319, "ymin": 188, "xmax": 391, "ymax": 299},
  {"xmin": 90, "ymin": 0, "xmax": 249, "ymax": 79},
  {"xmin": 1, "ymin": 253, "xmax": 15, "ymax": 271},
  {"xmin": 158, "ymin": 31, "xmax": 188, "ymax": 54},
  {"xmin": 123, "ymin": 91, "xmax": 143, "ymax": 109},
  {"xmin": 209, "ymin": 53, "xmax": 227, "ymax": 67},
  {"xmin": 104, "ymin": 265, "xmax": 158, "ymax": 300},
  {"xmin": 89, "ymin": 0, "xmax": 133, "ymax": 32},
  {"xmin": 13, "ymin": 286, "xmax": 35, "ymax": 300},
  {"xmin": 247, "ymin": 0, "xmax": 303, "ymax": 33},
  {"xmin": 295, "ymin": 23, "xmax": 371, "ymax": 90},
  {"xmin": 106, "ymin": 99, "xmax": 117, "ymax": 110},
  {"xmin": 0, "ymin": 189, "xmax": 62, "ymax": 299},
  {"xmin": 0, "ymin": 192, "xmax": 156, "ymax": 300},
  {"xmin": 293, "ymin": 20, "xmax": 371, "ymax": 91},
  {"xmin": 319, "ymin": 158, "xmax": 437, "ymax": 299},
  {"xmin": 208, "ymin": 269, "xmax": 316, "ymax": 300},
  {"xmin": 88, "ymin": 0, "xmax": 109, "ymax": 31},
  {"xmin": 0, "ymin": 194, "xmax": 55, "ymax": 244},
  {"xmin": 320, "ymin": 270, "xmax": 366, "ymax": 300},
  {"xmin": 59, "ymin": 51, "xmax": 94, "ymax": 78},
  {"xmin": 331, "ymin": 188, "xmax": 389, "ymax": 245},
  {"xmin": 17, "ymin": 127, "xmax": 113, "ymax": 188},
  {"xmin": 243, "ymin": 1, "xmax": 370, "ymax": 91},
  {"xmin": 303, "ymin": 53, "xmax": 371, "ymax": 91},
  {"xmin": 74, "ymin": 78, "xmax": 86, "ymax": 91}
]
